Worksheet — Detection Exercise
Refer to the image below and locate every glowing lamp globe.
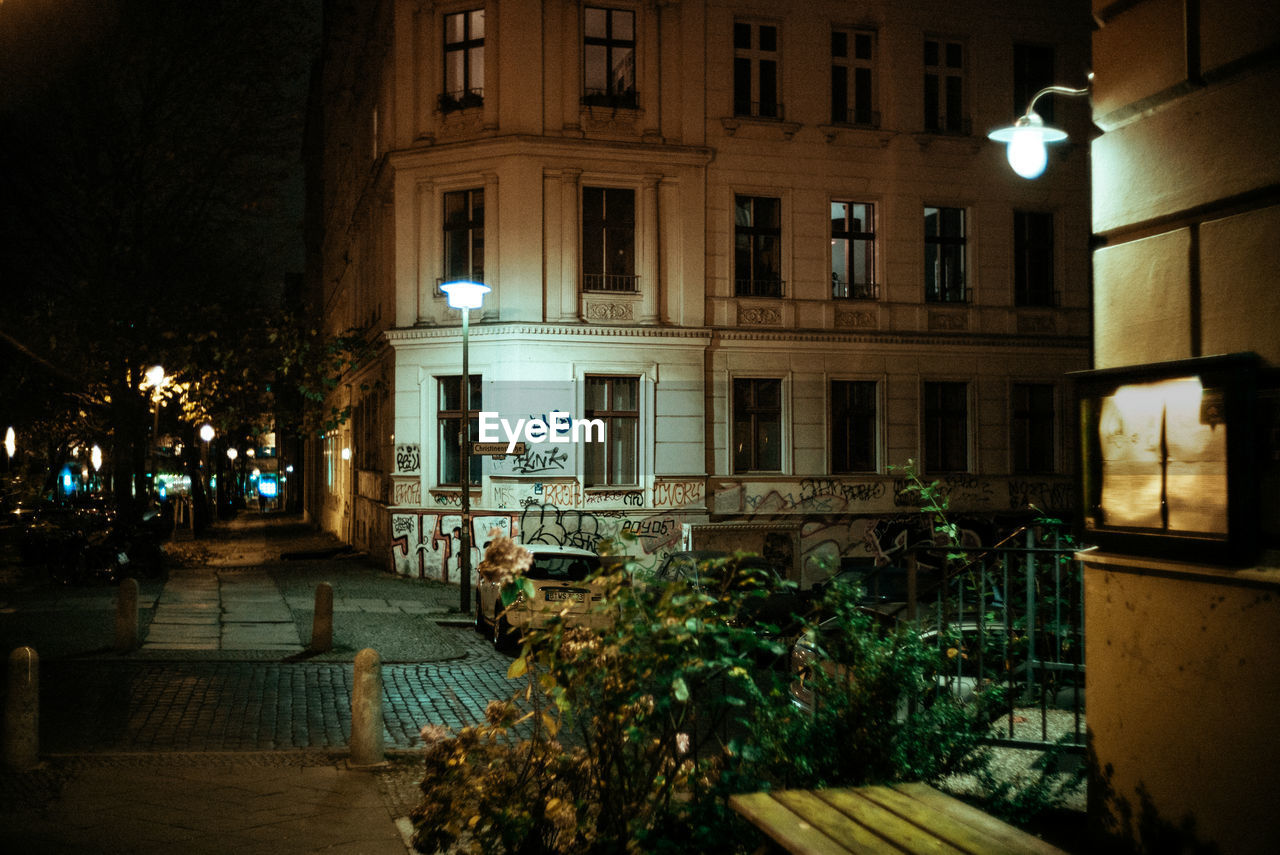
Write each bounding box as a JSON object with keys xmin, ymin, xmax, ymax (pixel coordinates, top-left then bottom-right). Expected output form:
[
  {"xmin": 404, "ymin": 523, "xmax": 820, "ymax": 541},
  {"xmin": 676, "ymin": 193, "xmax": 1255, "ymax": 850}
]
[
  {"xmin": 988, "ymin": 111, "xmax": 1068, "ymax": 180},
  {"xmin": 440, "ymin": 280, "xmax": 490, "ymax": 310}
]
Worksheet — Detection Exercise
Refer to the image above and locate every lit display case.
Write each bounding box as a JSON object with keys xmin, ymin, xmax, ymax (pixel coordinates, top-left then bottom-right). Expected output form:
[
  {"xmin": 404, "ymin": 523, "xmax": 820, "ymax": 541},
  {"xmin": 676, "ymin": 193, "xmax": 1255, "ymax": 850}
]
[{"xmin": 1075, "ymin": 353, "xmax": 1261, "ymax": 565}]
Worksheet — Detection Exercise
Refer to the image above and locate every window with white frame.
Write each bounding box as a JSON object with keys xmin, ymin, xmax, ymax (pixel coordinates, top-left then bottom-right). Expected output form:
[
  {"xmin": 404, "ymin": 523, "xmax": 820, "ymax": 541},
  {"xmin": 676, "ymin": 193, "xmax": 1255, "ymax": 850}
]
[
  {"xmin": 831, "ymin": 380, "xmax": 878, "ymax": 473},
  {"xmin": 438, "ymin": 375, "xmax": 482, "ymax": 486},
  {"xmin": 1011, "ymin": 383, "xmax": 1055, "ymax": 474},
  {"xmin": 831, "ymin": 201, "xmax": 876, "ymax": 299},
  {"xmin": 733, "ymin": 377, "xmax": 782, "ymax": 473},
  {"xmin": 582, "ymin": 187, "xmax": 636, "ymax": 292},
  {"xmin": 831, "ymin": 29, "xmax": 876, "ymax": 126},
  {"xmin": 1014, "ymin": 210, "xmax": 1054, "ymax": 307},
  {"xmin": 443, "ymin": 189, "xmax": 484, "ymax": 286},
  {"xmin": 924, "ymin": 206, "xmax": 967, "ymax": 303},
  {"xmin": 583, "ymin": 376, "xmax": 639, "ymax": 486},
  {"xmin": 923, "ymin": 381, "xmax": 969, "ymax": 474},
  {"xmin": 733, "ymin": 21, "xmax": 779, "ymax": 118},
  {"xmin": 442, "ymin": 9, "xmax": 484, "ymax": 112},
  {"xmin": 924, "ymin": 38, "xmax": 965, "ymax": 133},
  {"xmin": 735, "ymin": 195, "xmax": 782, "ymax": 297},
  {"xmin": 583, "ymin": 7, "xmax": 637, "ymax": 108}
]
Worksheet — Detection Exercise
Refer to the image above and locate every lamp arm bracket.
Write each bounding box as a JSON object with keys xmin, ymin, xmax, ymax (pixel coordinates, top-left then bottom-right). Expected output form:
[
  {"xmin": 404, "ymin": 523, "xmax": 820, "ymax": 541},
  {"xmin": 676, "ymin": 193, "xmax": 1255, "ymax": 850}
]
[{"xmin": 1026, "ymin": 84, "xmax": 1091, "ymax": 117}]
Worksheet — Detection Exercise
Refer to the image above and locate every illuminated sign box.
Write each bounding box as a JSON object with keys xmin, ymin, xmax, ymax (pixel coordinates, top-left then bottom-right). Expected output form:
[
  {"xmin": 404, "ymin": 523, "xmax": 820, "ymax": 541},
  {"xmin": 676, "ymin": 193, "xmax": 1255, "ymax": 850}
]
[{"xmin": 1074, "ymin": 353, "xmax": 1261, "ymax": 565}]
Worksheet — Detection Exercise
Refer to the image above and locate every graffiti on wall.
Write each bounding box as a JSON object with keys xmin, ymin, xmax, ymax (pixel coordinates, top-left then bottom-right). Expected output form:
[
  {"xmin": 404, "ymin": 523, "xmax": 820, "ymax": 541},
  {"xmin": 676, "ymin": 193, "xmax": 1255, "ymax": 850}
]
[
  {"xmin": 390, "ymin": 512, "xmax": 516, "ymax": 582},
  {"xmin": 394, "ymin": 444, "xmax": 421, "ymax": 474}
]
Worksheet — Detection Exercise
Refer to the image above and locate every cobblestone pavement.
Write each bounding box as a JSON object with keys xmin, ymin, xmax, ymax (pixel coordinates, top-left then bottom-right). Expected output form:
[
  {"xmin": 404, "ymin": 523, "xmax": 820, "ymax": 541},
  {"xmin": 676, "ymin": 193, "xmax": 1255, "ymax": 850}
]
[{"xmin": 38, "ymin": 627, "xmax": 518, "ymax": 753}]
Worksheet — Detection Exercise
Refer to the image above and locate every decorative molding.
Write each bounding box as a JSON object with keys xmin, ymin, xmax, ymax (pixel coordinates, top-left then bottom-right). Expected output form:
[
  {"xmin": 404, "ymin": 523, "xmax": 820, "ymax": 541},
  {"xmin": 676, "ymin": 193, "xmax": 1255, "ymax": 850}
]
[
  {"xmin": 835, "ymin": 309, "xmax": 877, "ymax": 329},
  {"xmin": 1017, "ymin": 314, "xmax": 1056, "ymax": 334},
  {"xmin": 720, "ymin": 117, "xmax": 803, "ymax": 141},
  {"xmin": 928, "ymin": 311, "xmax": 969, "ymax": 331},
  {"xmin": 384, "ymin": 321, "xmax": 1089, "ymax": 350},
  {"xmin": 738, "ymin": 305, "xmax": 783, "ymax": 326},
  {"xmin": 585, "ymin": 301, "xmax": 635, "ymax": 321}
]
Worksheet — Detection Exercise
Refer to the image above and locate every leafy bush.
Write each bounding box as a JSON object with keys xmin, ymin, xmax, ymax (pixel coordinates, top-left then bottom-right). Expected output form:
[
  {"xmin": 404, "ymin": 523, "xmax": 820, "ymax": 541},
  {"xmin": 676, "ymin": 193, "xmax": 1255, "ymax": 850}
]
[{"xmin": 411, "ymin": 525, "xmax": 1074, "ymax": 853}]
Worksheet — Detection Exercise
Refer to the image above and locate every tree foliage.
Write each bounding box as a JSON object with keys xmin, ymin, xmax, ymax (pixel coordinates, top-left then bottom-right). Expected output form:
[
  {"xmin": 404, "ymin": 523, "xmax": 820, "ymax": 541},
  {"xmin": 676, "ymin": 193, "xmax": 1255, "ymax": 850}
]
[{"xmin": 0, "ymin": 0, "xmax": 321, "ymax": 506}]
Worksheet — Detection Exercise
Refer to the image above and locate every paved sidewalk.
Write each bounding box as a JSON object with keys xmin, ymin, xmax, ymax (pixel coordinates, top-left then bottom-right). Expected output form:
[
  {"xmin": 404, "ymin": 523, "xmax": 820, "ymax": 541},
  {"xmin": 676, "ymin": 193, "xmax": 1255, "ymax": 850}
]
[{"xmin": 0, "ymin": 513, "xmax": 520, "ymax": 854}]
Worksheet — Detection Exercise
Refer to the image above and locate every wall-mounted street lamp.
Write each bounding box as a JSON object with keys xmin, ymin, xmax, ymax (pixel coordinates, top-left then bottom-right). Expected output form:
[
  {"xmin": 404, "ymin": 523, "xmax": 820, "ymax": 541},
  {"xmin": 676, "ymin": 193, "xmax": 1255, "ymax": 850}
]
[
  {"xmin": 440, "ymin": 279, "xmax": 490, "ymax": 615},
  {"xmin": 988, "ymin": 83, "xmax": 1090, "ymax": 179}
]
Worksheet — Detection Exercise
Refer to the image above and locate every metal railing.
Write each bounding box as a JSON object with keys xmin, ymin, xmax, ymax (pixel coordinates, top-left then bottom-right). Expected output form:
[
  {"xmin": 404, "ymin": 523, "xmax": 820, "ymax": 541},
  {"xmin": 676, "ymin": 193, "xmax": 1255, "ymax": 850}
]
[
  {"xmin": 439, "ymin": 88, "xmax": 484, "ymax": 113},
  {"xmin": 735, "ymin": 278, "xmax": 785, "ymax": 298},
  {"xmin": 886, "ymin": 526, "xmax": 1086, "ymax": 751},
  {"xmin": 832, "ymin": 279, "xmax": 879, "ymax": 300},
  {"xmin": 583, "ymin": 273, "xmax": 639, "ymax": 293}
]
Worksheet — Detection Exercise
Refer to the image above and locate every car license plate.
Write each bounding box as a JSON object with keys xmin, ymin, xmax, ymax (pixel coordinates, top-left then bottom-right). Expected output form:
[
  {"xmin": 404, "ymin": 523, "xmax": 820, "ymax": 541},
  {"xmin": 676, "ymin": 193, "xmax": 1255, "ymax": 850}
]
[{"xmin": 544, "ymin": 590, "xmax": 585, "ymax": 603}]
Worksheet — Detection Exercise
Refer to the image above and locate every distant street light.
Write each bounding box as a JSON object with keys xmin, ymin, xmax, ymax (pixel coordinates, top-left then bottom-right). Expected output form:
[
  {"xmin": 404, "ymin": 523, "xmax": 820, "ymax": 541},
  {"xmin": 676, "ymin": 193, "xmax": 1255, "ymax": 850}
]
[
  {"xmin": 4, "ymin": 426, "xmax": 14, "ymax": 461},
  {"xmin": 143, "ymin": 365, "xmax": 170, "ymax": 498},
  {"xmin": 440, "ymin": 279, "xmax": 490, "ymax": 615},
  {"xmin": 199, "ymin": 424, "xmax": 215, "ymax": 443}
]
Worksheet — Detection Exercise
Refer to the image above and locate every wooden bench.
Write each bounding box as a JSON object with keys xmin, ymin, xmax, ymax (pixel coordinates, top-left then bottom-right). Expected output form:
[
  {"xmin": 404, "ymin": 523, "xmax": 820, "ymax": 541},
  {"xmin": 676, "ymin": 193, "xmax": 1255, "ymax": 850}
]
[{"xmin": 730, "ymin": 782, "xmax": 1067, "ymax": 855}]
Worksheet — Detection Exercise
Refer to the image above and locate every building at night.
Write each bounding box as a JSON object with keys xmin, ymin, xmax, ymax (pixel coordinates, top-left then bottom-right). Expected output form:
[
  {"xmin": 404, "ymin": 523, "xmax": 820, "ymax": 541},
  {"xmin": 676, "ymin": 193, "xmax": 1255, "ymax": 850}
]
[{"xmin": 307, "ymin": 0, "xmax": 1092, "ymax": 585}]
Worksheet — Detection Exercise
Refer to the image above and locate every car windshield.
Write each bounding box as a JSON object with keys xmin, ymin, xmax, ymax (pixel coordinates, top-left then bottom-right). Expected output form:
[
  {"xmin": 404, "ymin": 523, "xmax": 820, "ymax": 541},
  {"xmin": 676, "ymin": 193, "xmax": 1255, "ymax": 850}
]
[{"xmin": 526, "ymin": 554, "xmax": 599, "ymax": 582}]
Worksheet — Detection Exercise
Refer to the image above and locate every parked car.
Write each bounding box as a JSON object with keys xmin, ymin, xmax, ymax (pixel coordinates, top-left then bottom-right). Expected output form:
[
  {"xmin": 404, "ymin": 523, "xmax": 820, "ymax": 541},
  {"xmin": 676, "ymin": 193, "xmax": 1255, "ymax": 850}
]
[{"xmin": 475, "ymin": 545, "xmax": 607, "ymax": 649}]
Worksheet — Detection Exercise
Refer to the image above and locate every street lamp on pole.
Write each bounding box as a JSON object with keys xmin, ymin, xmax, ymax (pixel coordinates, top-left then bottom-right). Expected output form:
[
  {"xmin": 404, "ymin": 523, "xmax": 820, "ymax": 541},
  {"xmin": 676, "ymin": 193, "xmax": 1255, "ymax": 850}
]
[
  {"xmin": 143, "ymin": 365, "xmax": 168, "ymax": 498},
  {"xmin": 440, "ymin": 279, "xmax": 489, "ymax": 615}
]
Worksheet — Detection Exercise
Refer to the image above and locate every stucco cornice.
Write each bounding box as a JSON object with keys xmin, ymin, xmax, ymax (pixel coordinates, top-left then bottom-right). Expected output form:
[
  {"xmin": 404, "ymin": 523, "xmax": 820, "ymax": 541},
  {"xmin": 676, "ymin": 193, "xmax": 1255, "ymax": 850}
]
[
  {"xmin": 386, "ymin": 134, "xmax": 714, "ymax": 171},
  {"xmin": 385, "ymin": 322, "xmax": 1088, "ymax": 351}
]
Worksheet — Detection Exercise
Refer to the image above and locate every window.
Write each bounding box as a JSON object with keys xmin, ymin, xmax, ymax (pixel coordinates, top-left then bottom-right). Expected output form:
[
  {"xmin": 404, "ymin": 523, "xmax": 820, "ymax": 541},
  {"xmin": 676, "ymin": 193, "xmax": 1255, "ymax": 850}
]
[
  {"xmin": 923, "ymin": 381, "xmax": 968, "ymax": 473},
  {"xmin": 582, "ymin": 187, "xmax": 636, "ymax": 292},
  {"xmin": 733, "ymin": 21, "xmax": 779, "ymax": 118},
  {"xmin": 584, "ymin": 376, "xmax": 639, "ymax": 486},
  {"xmin": 442, "ymin": 10, "xmax": 484, "ymax": 112},
  {"xmin": 924, "ymin": 206, "xmax": 967, "ymax": 302},
  {"xmin": 1012, "ymin": 383, "xmax": 1055, "ymax": 474},
  {"xmin": 1014, "ymin": 44, "xmax": 1055, "ymax": 124},
  {"xmin": 438, "ymin": 375, "xmax": 482, "ymax": 486},
  {"xmin": 831, "ymin": 201, "xmax": 876, "ymax": 299},
  {"xmin": 733, "ymin": 378, "xmax": 782, "ymax": 473},
  {"xmin": 831, "ymin": 380, "xmax": 877, "ymax": 473},
  {"xmin": 924, "ymin": 38, "xmax": 965, "ymax": 133},
  {"xmin": 1014, "ymin": 211, "xmax": 1055, "ymax": 307},
  {"xmin": 735, "ymin": 195, "xmax": 782, "ymax": 297},
  {"xmin": 324, "ymin": 430, "xmax": 338, "ymax": 493},
  {"xmin": 584, "ymin": 7, "xmax": 636, "ymax": 108},
  {"xmin": 443, "ymin": 189, "xmax": 484, "ymax": 285},
  {"xmin": 831, "ymin": 29, "xmax": 875, "ymax": 126}
]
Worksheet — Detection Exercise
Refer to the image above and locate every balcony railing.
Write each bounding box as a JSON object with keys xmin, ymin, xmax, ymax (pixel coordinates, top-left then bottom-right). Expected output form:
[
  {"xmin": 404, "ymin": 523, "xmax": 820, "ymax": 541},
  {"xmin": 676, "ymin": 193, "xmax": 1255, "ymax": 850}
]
[
  {"xmin": 832, "ymin": 279, "xmax": 880, "ymax": 300},
  {"xmin": 439, "ymin": 88, "xmax": 484, "ymax": 114},
  {"xmin": 925, "ymin": 284, "xmax": 970, "ymax": 304},
  {"xmin": 583, "ymin": 273, "xmax": 639, "ymax": 293},
  {"xmin": 735, "ymin": 278, "xmax": 785, "ymax": 298},
  {"xmin": 831, "ymin": 107, "xmax": 881, "ymax": 128},
  {"xmin": 582, "ymin": 89, "xmax": 639, "ymax": 110}
]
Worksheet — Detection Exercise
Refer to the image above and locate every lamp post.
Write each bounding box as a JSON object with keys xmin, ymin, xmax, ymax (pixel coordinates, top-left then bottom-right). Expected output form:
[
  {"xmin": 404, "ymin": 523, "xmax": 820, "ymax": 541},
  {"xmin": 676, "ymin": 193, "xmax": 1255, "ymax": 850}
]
[
  {"xmin": 987, "ymin": 83, "xmax": 1091, "ymax": 179},
  {"xmin": 143, "ymin": 365, "xmax": 168, "ymax": 498},
  {"xmin": 440, "ymin": 280, "xmax": 489, "ymax": 615}
]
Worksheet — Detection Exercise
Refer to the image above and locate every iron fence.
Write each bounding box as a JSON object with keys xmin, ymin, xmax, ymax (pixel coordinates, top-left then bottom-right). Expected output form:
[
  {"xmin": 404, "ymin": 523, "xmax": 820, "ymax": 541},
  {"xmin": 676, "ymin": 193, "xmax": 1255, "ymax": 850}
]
[{"xmin": 894, "ymin": 526, "xmax": 1086, "ymax": 752}]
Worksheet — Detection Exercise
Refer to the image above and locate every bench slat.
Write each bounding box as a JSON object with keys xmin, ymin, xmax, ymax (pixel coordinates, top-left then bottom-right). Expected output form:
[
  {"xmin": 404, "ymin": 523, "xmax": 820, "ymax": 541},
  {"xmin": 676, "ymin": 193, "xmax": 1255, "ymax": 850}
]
[
  {"xmin": 729, "ymin": 792, "xmax": 855, "ymax": 855},
  {"xmin": 889, "ymin": 783, "xmax": 1068, "ymax": 855},
  {"xmin": 810, "ymin": 789, "xmax": 968, "ymax": 855},
  {"xmin": 773, "ymin": 789, "xmax": 910, "ymax": 853}
]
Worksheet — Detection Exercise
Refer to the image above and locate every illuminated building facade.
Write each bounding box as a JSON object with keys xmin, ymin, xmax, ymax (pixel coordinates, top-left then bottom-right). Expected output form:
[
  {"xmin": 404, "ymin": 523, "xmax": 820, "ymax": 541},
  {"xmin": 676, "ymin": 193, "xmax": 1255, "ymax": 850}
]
[{"xmin": 309, "ymin": 0, "xmax": 1092, "ymax": 583}]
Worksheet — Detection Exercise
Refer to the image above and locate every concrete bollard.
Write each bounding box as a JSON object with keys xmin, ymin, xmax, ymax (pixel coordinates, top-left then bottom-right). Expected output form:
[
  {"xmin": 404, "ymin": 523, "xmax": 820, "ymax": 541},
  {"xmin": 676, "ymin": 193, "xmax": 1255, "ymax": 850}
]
[
  {"xmin": 115, "ymin": 577, "xmax": 139, "ymax": 652},
  {"xmin": 310, "ymin": 582, "xmax": 334, "ymax": 652},
  {"xmin": 350, "ymin": 647, "xmax": 384, "ymax": 766},
  {"xmin": 4, "ymin": 646, "xmax": 40, "ymax": 771}
]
